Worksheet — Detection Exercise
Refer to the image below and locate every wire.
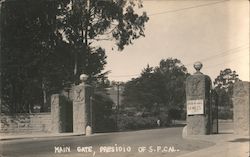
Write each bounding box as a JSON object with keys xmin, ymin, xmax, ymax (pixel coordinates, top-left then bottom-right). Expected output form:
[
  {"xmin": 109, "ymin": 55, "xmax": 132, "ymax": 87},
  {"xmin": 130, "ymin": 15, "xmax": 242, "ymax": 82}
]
[
  {"xmin": 203, "ymin": 54, "xmax": 249, "ymax": 70},
  {"xmin": 184, "ymin": 44, "xmax": 249, "ymax": 67},
  {"xmin": 148, "ymin": 0, "xmax": 228, "ymax": 17},
  {"xmin": 109, "ymin": 43, "xmax": 249, "ymax": 78}
]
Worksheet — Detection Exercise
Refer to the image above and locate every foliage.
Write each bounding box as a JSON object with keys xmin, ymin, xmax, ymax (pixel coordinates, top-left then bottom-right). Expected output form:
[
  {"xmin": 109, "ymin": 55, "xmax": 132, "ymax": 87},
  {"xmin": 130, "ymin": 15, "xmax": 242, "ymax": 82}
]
[
  {"xmin": 92, "ymin": 90, "xmax": 116, "ymax": 133},
  {"xmin": 122, "ymin": 58, "xmax": 189, "ymax": 121},
  {"xmin": 1, "ymin": 1, "xmax": 59, "ymax": 113},
  {"xmin": 117, "ymin": 115, "xmax": 158, "ymax": 131},
  {"xmin": 157, "ymin": 112, "xmax": 171, "ymax": 127},
  {"xmin": 1, "ymin": 0, "xmax": 148, "ymax": 113},
  {"xmin": 168, "ymin": 108, "xmax": 181, "ymax": 120},
  {"xmin": 214, "ymin": 68, "xmax": 240, "ymax": 109},
  {"xmin": 214, "ymin": 68, "xmax": 240, "ymax": 90},
  {"xmin": 56, "ymin": 0, "xmax": 149, "ymax": 80}
]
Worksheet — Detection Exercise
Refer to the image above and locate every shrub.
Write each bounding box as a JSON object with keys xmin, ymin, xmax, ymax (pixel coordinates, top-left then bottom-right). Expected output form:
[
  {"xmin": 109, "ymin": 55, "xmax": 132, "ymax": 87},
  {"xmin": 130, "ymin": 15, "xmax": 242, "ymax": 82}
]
[
  {"xmin": 117, "ymin": 115, "xmax": 164, "ymax": 131},
  {"xmin": 158, "ymin": 112, "xmax": 171, "ymax": 127}
]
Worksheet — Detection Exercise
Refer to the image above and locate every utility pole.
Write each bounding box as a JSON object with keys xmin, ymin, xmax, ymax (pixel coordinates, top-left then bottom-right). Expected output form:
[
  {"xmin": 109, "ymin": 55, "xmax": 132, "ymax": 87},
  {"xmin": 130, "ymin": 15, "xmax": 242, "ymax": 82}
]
[
  {"xmin": 117, "ymin": 82, "xmax": 120, "ymax": 112},
  {"xmin": 116, "ymin": 82, "xmax": 120, "ymax": 130}
]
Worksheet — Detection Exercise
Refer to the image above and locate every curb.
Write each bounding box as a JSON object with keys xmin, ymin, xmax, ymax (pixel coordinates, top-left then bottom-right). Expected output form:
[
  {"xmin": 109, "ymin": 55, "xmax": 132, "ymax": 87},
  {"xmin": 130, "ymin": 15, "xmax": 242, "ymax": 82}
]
[
  {"xmin": 180, "ymin": 127, "xmax": 249, "ymax": 157},
  {"xmin": 0, "ymin": 133, "xmax": 84, "ymax": 141}
]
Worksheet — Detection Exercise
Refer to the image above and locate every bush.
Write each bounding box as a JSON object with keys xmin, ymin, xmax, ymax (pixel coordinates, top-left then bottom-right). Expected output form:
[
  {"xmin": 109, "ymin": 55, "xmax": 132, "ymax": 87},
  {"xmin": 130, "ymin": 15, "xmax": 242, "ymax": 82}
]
[
  {"xmin": 94, "ymin": 114, "xmax": 116, "ymax": 133},
  {"xmin": 158, "ymin": 112, "xmax": 171, "ymax": 127},
  {"xmin": 117, "ymin": 115, "xmax": 164, "ymax": 131},
  {"xmin": 168, "ymin": 109, "xmax": 182, "ymax": 120}
]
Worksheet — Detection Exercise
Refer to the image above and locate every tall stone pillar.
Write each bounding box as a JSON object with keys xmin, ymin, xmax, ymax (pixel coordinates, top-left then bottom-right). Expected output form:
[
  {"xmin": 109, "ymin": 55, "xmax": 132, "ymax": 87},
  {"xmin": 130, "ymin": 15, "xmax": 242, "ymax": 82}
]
[
  {"xmin": 186, "ymin": 62, "xmax": 212, "ymax": 135},
  {"xmin": 73, "ymin": 74, "xmax": 93, "ymax": 134},
  {"xmin": 233, "ymin": 81, "xmax": 249, "ymax": 136},
  {"xmin": 51, "ymin": 94, "xmax": 63, "ymax": 133},
  {"xmin": 51, "ymin": 94, "xmax": 73, "ymax": 133}
]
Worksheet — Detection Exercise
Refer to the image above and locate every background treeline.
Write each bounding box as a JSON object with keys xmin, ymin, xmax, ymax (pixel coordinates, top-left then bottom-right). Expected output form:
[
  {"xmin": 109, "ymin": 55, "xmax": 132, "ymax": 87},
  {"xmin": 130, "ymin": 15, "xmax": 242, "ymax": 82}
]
[{"xmin": 118, "ymin": 58, "xmax": 189, "ymax": 130}]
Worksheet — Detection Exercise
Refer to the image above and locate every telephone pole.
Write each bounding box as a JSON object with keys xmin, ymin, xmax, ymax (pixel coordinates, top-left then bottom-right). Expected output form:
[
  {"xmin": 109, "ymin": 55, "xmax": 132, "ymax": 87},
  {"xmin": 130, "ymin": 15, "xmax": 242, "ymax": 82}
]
[{"xmin": 115, "ymin": 82, "xmax": 121, "ymax": 130}]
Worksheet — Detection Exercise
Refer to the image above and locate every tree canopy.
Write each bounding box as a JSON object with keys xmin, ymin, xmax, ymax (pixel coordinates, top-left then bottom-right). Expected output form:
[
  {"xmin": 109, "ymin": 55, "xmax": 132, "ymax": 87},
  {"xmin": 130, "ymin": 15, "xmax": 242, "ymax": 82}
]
[
  {"xmin": 213, "ymin": 68, "xmax": 240, "ymax": 109},
  {"xmin": 0, "ymin": 0, "xmax": 149, "ymax": 113},
  {"xmin": 122, "ymin": 58, "xmax": 189, "ymax": 119}
]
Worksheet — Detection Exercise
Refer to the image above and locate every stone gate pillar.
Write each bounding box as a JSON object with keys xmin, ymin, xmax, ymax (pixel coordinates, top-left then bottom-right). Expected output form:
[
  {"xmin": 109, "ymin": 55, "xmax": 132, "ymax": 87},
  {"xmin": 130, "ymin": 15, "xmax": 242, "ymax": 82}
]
[
  {"xmin": 51, "ymin": 94, "xmax": 64, "ymax": 133},
  {"xmin": 51, "ymin": 93, "xmax": 73, "ymax": 133},
  {"xmin": 73, "ymin": 74, "xmax": 93, "ymax": 134},
  {"xmin": 186, "ymin": 62, "xmax": 212, "ymax": 135},
  {"xmin": 233, "ymin": 81, "xmax": 249, "ymax": 136}
]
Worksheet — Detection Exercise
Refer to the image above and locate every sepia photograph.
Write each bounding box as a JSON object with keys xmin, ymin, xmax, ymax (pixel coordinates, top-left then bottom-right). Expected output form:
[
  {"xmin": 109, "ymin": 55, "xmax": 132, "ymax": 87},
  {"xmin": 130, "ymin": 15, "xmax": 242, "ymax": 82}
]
[{"xmin": 0, "ymin": 0, "xmax": 249, "ymax": 157}]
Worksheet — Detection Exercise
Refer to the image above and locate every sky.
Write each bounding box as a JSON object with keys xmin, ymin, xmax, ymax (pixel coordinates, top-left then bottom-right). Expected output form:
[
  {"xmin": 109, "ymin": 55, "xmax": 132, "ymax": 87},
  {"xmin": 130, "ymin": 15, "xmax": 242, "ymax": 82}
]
[{"xmin": 97, "ymin": 0, "xmax": 249, "ymax": 82}]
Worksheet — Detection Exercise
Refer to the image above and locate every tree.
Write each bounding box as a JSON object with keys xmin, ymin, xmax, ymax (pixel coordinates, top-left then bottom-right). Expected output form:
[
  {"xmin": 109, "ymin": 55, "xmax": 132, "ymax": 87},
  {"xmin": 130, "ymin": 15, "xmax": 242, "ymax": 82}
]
[
  {"xmin": 154, "ymin": 58, "xmax": 189, "ymax": 112},
  {"xmin": 0, "ymin": 0, "xmax": 149, "ymax": 113},
  {"xmin": 122, "ymin": 64, "xmax": 159, "ymax": 111},
  {"xmin": 57, "ymin": 0, "xmax": 149, "ymax": 81},
  {"xmin": 1, "ymin": 1, "xmax": 59, "ymax": 113},
  {"xmin": 214, "ymin": 68, "xmax": 240, "ymax": 90},
  {"xmin": 214, "ymin": 68, "xmax": 240, "ymax": 108},
  {"xmin": 122, "ymin": 58, "xmax": 189, "ymax": 120}
]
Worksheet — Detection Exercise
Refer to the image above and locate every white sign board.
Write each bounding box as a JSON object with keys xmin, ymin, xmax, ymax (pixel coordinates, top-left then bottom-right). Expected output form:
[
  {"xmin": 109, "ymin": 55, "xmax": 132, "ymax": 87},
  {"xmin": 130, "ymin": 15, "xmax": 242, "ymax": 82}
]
[{"xmin": 187, "ymin": 99, "xmax": 204, "ymax": 115}]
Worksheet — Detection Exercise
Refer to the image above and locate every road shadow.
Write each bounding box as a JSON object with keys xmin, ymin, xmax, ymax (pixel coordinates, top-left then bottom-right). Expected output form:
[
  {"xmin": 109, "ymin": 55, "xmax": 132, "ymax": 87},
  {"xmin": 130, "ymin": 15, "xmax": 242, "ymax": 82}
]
[
  {"xmin": 218, "ymin": 132, "xmax": 233, "ymax": 135},
  {"xmin": 228, "ymin": 138, "xmax": 250, "ymax": 143},
  {"xmin": 169, "ymin": 124, "xmax": 186, "ymax": 128}
]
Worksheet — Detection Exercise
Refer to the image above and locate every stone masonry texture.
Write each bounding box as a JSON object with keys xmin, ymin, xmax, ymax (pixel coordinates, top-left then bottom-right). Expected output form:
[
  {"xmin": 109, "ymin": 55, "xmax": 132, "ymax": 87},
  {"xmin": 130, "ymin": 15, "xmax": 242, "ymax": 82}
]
[
  {"xmin": 0, "ymin": 113, "xmax": 51, "ymax": 133},
  {"xmin": 186, "ymin": 73, "xmax": 212, "ymax": 135},
  {"xmin": 73, "ymin": 84, "xmax": 93, "ymax": 134},
  {"xmin": 233, "ymin": 81, "xmax": 249, "ymax": 136}
]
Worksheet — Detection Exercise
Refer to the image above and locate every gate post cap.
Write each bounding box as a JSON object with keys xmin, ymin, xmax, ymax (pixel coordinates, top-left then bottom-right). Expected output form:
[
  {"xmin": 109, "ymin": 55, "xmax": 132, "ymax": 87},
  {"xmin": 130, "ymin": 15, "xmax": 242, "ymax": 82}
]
[
  {"xmin": 193, "ymin": 61, "xmax": 203, "ymax": 72},
  {"xmin": 80, "ymin": 74, "xmax": 88, "ymax": 82}
]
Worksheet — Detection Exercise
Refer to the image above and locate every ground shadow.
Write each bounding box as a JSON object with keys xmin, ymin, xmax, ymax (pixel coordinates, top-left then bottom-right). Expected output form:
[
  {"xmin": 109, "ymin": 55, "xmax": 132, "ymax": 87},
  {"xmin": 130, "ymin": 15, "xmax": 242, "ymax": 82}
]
[
  {"xmin": 218, "ymin": 132, "xmax": 233, "ymax": 135},
  {"xmin": 169, "ymin": 124, "xmax": 186, "ymax": 128},
  {"xmin": 228, "ymin": 138, "xmax": 250, "ymax": 143}
]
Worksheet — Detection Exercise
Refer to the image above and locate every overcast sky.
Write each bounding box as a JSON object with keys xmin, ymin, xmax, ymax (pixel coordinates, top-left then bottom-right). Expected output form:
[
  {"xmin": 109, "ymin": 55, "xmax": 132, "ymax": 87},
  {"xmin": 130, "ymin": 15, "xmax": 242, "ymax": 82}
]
[{"xmin": 98, "ymin": 0, "xmax": 249, "ymax": 82}]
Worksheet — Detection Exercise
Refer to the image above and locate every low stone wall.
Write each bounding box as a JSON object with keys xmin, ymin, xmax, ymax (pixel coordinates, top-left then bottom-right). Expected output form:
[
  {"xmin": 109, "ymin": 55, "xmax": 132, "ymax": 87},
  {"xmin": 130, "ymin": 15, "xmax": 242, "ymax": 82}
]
[
  {"xmin": 0, "ymin": 113, "xmax": 52, "ymax": 133},
  {"xmin": 233, "ymin": 81, "xmax": 249, "ymax": 136}
]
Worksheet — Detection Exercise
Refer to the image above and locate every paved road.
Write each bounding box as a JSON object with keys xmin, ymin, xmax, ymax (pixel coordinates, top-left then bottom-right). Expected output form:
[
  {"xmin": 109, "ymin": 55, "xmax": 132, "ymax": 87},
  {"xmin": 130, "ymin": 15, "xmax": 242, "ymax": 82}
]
[{"xmin": 0, "ymin": 126, "xmax": 214, "ymax": 157}]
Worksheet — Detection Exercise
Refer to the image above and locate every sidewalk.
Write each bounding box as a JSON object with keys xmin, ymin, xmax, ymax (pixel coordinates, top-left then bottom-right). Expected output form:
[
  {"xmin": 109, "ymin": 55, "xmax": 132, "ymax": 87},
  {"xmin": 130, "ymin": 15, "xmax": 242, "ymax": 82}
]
[
  {"xmin": 180, "ymin": 127, "xmax": 250, "ymax": 157},
  {"xmin": 0, "ymin": 132, "xmax": 84, "ymax": 141}
]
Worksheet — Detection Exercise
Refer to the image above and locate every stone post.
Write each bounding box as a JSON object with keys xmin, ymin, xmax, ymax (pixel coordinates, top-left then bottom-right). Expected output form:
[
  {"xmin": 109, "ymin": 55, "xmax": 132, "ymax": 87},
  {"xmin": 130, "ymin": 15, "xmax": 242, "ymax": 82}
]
[
  {"xmin": 186, "ymin": 62, "xmax": 212, "ymax": 135},
  {"xmin": 51, "ymin": 94, "xmax": 62, "ymax": 133},
  {"xmin": 211, "ymin": 90, "xmax": 218, "ymax": 134},
  {"xmin": 73, "ymin": 74, "xmax": 93, "ymax": 134},
  {"xmin": 51, "ymin": 93, "xmax": 73, "ymax": 133},
  {"xmin": 233, "ymin": 81, "xmax": 249, "ymax": 136}
]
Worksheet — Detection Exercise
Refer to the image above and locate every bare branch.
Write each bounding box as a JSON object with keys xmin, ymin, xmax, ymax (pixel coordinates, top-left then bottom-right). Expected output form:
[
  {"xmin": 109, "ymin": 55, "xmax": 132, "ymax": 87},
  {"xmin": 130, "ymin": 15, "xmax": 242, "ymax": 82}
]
[{"xmin": 102, "ymin": 25, "xmax": 118, "ymax": 35}]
